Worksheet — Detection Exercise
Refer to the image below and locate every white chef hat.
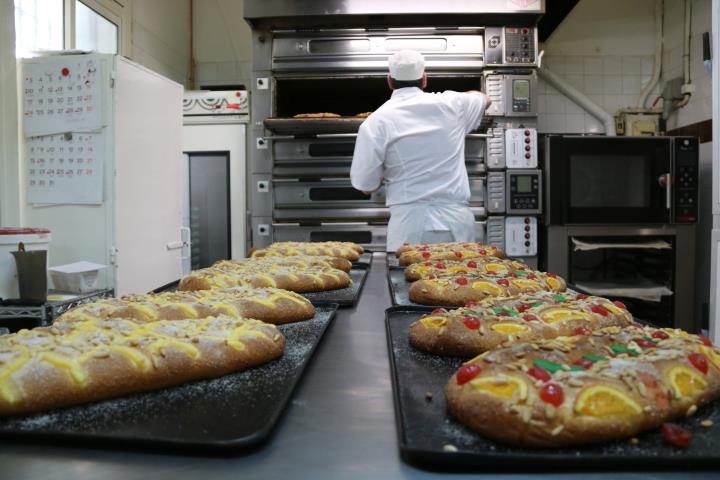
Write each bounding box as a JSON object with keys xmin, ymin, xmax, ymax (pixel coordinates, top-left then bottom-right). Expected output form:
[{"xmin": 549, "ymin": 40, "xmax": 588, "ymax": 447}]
[{"xmin": 388, "ymin": 50, "xmax": 425, "ymax": 81}]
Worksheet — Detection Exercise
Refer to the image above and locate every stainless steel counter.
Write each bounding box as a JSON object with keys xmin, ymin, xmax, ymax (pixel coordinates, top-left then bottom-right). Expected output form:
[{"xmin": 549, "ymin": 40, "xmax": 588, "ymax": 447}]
[{"xmin": 0, "ymin": 254, "xmax": 716, "ymax": 479}]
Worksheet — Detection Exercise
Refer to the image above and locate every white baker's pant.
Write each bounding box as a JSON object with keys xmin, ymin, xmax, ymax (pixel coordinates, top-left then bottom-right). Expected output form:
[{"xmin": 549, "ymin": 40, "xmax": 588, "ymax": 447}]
[{"xmin": 386, "ymin": 202, "xmax": 476, "ymax": 252}]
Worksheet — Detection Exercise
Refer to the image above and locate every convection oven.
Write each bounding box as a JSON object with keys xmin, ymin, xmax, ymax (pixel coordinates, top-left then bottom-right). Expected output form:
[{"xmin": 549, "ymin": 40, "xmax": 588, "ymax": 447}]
[{"xmin": 244, "ymin": 1, "xmax": 545, "ymax": 259}]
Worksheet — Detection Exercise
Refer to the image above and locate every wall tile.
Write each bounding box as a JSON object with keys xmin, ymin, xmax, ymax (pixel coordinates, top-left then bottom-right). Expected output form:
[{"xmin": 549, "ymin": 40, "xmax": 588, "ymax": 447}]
[
  {"xmin": 584, "ymin": 114, "xmax": 604, "ymax": 134},
  {"xmin": 603, "ymin": 75, "xmax": 622, "ymax": 94},
  {"xmin": 584, "ymin": 75, "xmax": 604, "ymax": 94},
  {"xmin": 544, "ymin": 114, "xmax": 566, "ymax": 133},
  {"xmin": 545, "ymin": 94, "xmax": 567, "ymax": 114},
  {"xmin": 584, "ymin": 57, "xmax": 603, "ymax": 75},
  {"xmin": 565, "ymin": 56, "xmax": 584, "ymax": 74},
  {"xmin": 544, "ymin": 55, "xmax": 566, "ymax": 74},
  {"xmin": 536, "ymin": 94, "xmax": 548, "ymax": 114},
  {"xmin": 641, "ymin": 56, "xmax": 655, "ymax": 76},
  {"xmin": 565, "ymin": 114, "xmax": 586, "ymax": 133},
  {"xmin": 566, "ymin": 99, "xmax": 584, "ymax": 115},
  {"xmin": 564, "ymin": 74, "xmax": 584, "ymax": 91},
  {"xmin": 622, "ymin": 76, "xmax": 641, "ymax": 94},
  {"xmin": 603, "ymin": 94, "xmax": 623, "ymax": 113},
  {"xmin": 602, "ymin": 57, "xmax": 622, "ymax": 75},
  {"xmin": 622, "ymin": 56, "xmax": 642, "ymax": 75}
]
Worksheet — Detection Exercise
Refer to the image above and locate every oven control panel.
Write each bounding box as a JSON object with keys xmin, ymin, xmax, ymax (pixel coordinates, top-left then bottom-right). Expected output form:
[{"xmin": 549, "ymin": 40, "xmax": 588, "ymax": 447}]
[
  {"xmin": 485, "ymin": 27, "xmax": 537, "ymax": 65},
  {"xmin": 505, "ymin": 128, "xmax": 537, "ymax": 168},
  {"xmin": 505, "ymin": 216, "xmax": 537, "ymax": 257},
  {"xmin": 673, "ymin": 136, "xmax": 698, "ymax": 223},
  {"xmin": 506, "ymin": 169, "xmax": 541, "ymax": 214},
  {"xmin": 484, "ymin": 74, "xmax": 537, "ymax": 117}
]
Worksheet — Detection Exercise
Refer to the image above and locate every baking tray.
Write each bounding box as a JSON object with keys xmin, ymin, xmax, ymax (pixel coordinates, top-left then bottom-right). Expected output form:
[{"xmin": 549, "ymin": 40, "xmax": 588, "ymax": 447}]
[
  {"xmin": 264, "ymin": 117, "xmax": 364, "ymax": 135},
  {"xmin": 387, "ymin": 268, "xmax": 445, "ymax": 309},
  {"xmin": 301, "ymin": 269, "xmax": 368, "ymax": 307},
  {"xmin": 385, "ymin": 306, "xmax": 720, "ymax": 471},
  {"xmin": 0, "ymin": 304, "xmax": 339, "ymax": 454},
  {"xmin": 353, "ymin": 251, "xmax": 373, "ymax": 269},
  {"xmin": 386, "ymin": 255, "xmax": 403, "ymax": 269}
]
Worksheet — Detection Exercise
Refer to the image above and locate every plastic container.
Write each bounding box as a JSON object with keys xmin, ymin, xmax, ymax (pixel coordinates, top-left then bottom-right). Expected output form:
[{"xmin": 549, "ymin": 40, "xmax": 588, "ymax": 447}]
[
  {"xmin": 49, "ymin": 261, "xmax": 107, "ymax": 293},
  {"xmin": 0, "ymin": 228, "xmax": 51, "ymax": 300}
]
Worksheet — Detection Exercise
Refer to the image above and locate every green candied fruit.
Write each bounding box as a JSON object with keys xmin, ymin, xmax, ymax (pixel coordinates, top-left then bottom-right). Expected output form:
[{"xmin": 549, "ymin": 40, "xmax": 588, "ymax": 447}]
[
  {"xmin": 552, "ymin": 294, "xmax": 566, "ymax": 302},
  {"xmin": 582, "ymin": 354, "xmax": 608, "ymax": 362},
  {"xmin": 531, "ymin": 302, "xmax": 545, "ymax": 308},
  {"xmin": 491, "ymin": 307, "xmax": 518, "ymax": 317},
  {"xmin": 532, "ymin": 359, "xmax": 563, "ymax": 373},
  {"xmin": 569, "ymin": 365, "xmax": 585, "ymax": 372},
  {"xmin": 610, "ymin": 344, "xmax": 639, "ymax": 357},
  {"xmin": 513, "ymin": 270, "xmax": 531, "ymax": 276}
]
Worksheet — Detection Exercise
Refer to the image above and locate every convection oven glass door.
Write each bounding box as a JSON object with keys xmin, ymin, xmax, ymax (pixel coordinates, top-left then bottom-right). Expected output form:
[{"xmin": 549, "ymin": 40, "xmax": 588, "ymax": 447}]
[{"xmin": 548, "ymin": 137, "xmax": 672, "ymax": 224}]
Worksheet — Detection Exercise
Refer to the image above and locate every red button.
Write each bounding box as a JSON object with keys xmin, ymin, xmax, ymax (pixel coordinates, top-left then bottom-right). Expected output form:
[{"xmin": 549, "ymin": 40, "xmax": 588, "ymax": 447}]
[
  {"xmin": 524, "ymin": 218, "xmax": 531, "ymax": 224},
  {"xmin": 235, "ymin": 91, "xmax": 241, "ymax": 97},
  {"xmin": 525, "ymin": 153, "xmax": 531, "ymax": 159},
  {"xmin": 525, "ymin": 138, "xmax": 531, "ymax": 144},
  {"xmin": 525, "ymin": 145, "xmax": 531, "ymax": 151},
  {"xmin": 524, "ymin": 226, "xmax": 530, "ymax": 231},
  {"xmin": 524, "ymin": 233, "xmax": 530, "ymax": 239},
  {"xmin": 61, "ymin": 67, "xmax": 70, "ymax": 76},
  {"xmin": 524, "ymin": 129, "xmax": 531, "ymax": 136}
]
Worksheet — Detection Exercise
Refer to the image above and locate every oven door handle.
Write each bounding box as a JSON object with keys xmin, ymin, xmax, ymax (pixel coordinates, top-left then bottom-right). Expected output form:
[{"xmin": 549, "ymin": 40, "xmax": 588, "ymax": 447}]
[
  {"xmin": 662, "ymin": 173, "xmax": 672, "ymax": 209},
  {"xmin": 261, "ymin": 133, "xmax": 492, "ymax": 141}
]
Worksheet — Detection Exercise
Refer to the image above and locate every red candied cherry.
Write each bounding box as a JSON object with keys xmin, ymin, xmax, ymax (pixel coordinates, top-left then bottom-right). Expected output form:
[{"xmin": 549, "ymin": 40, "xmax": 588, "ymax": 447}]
[
  {"xmin": 497, "ymin": 279, "xmax": 510, "ymax": 286},
  {"xmin": 465, "ymin": 301, "xmax": 479, "ymax": 309},
  {"xmin": 612, "ymin": 300, "xmax": 627, "ymax": 310},
  {"xmin": 572, "ymin": 358, "xmax": 595, "ymax": 369},
  {"xmin": 455, "ymin": 277, "xmax": 469, "ymax": 286},
  {"xmin": 435, "ymin": 263, "xmax": 447, "ymax": 269},
  {"xmin": 631, "ymin": 322, "xmax": 644, "ymax": 329},
  {"xmin": 508, "ymin": 272, "xmax": 517, "ymax": 278},
  {"xmin": 547, "ymin": 273, "xmax": 558, "ymax": 278},
  {"xmin": 432, "ymin": 308, "xmax": 448, "ymax": 315},
  {"xmin": 454, "ymin": 251, "xmax": 463, "ymax": 258},
  {"xmin": 456, "ymin": 363, "xmax": 481, "ymax": 385},
  {"xmin": 526, "ymin": 273, "xmax": 537, "ymax": 279},
  {"xmin": 528, "ymin": 366, "xmax": 551, "ymax": 382},
  {"xmin": 698, "ymin": 335, "xmax": 713, "ymax": 347},
  {"xmin": 688, "ymin": 353, "xmax": 709, "ymax": 374},
  {"xmin": 636, "ymin": 339, "xmax": 656, "ymax": 349},
  {"xmin": 516, "ymin": 303, "xmax": 532, "ymax": 313},
  {"xmin": 522, "ymin": 314, "xmax": 539, "ymax": 322},
  {"xmin": 497, "ymin": 312, "xmax": 509, "ymax": 317},
  {"xmin": 572, "ymin": 327, "xmax": 592, "ymax": 336},
  {"xmin": 421, "ymin": 252, "xmax": 431, "ymax": 259},
  {"xmin": 462, "ymin": 315, "xmax": 480, "ymax": 330},
  {"xmin": 651, "ymin": 330, "xmax": 670, "ymax": 340},
  {"xmin": 422, "ymin": 261, "xmax": 433, "ymax": 266},
  {"xmin": 576, "ymin": 293, "xmax": 589, "ymax": 300},
  {"xmin": 662, "ymin": 423, "xmax": 693, "ymax": 447},
  {"xmin": 466, "ymin": 260, "xmax": 478, "ymax": 268},
  {"xmin": 590, "ymin": 304, "xmax": 610, "ymax": 316},
  {"xmin": 539, "ymin": 383, "xmax": 564, "ymax": 407},
  {"xmin": 478, "ymin": 249, "xmax": 487, "ymax": 255}
]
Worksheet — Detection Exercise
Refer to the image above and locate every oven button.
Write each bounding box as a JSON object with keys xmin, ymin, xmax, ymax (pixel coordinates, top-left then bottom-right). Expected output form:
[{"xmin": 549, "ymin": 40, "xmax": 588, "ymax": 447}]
[
  {"xmin": 524, "ymin": 138, "xmax": 531, "ymax": 144},
  {"xmin": 524, "ymin": 129, "xmax": 530, "ymax": 136},
  {"xmin": 524, "ymin": 241, "xmax": 531, "ymax": 247},
  {"xmin": 525, "ymin": 153, "xmax": 531, "ymax": 159},
  {"xmin": 524, "ymin": 233, "xmax": 530, "ymax": 239},
  {"xmin": 525, "ymin": 145, "xmax": 531, "ymax": 151},
  {"xmin": 524, "ymin": 217, "xmax": 530, "ymax": 224}
]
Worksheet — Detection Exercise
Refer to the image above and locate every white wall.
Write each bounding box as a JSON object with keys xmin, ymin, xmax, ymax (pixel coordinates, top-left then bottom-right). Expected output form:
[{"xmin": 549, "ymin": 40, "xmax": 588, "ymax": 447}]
[
  {"xmin": 662, "ymin": 0, "xmax": 712, "ymax": 130},
  {"xmin": 538, "ymin": 0, "xmax": 658, "ymax": 134},
  {"xmin": 0, "ymin": 0, "xmax": 20, "ymax": 226},
  {"xmin": 193, "ymin": 0, "xmax": 252, "ymax": 88},
  {"xmin": 131, "ymin": 0, "xmax": 192, "ymax": 87}
]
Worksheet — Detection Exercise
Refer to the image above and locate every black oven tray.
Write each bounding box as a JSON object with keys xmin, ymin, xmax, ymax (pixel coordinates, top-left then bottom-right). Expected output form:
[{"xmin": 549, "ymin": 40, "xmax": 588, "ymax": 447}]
[
  {"xmin": 301, "ymin": 268, "xmax": 368, "ymax": 307},
  {"xmin": 0, "ymin": 304, "xmax": 339, "ymax": 454},
  {"xmin": 264, "ymin": 117, "xmax": 365, "ymax": 135},
  {"xmin": 385, "ymin": 306, "xmax": 720, "ymax": 470},
  {"xmin": 387, "ymin": 268, "xmax": 445, "ymax": 309},
  {"xmin": 353, "ymin": 251, "xmax": 373, "ymax": 269}
]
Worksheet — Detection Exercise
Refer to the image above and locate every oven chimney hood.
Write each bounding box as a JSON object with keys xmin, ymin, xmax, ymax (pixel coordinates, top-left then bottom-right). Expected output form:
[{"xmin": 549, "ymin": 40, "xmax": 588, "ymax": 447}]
[{"xmin": 243, "ymin": 0, "xmax": 545, "ymax": 29}]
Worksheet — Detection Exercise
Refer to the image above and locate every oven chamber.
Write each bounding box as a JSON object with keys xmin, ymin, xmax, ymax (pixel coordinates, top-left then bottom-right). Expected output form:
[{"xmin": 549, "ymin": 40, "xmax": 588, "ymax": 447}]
[{"xmin": 244, "ymin": 3, "xmax": 543, "ymax": 256}]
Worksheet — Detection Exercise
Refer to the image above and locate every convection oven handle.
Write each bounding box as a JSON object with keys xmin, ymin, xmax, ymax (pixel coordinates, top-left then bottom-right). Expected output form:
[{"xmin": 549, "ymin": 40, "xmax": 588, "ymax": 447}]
[{"xmin": 665, "ymin": 173, "xmax": 672, "ymax": 209}]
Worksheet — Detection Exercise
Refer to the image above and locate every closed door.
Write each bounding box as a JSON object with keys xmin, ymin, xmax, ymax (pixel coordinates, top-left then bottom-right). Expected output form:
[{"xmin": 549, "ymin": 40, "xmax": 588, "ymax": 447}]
[{"xmin": 188, "ymin": 152, "xmax": 231, "ymax": 270}]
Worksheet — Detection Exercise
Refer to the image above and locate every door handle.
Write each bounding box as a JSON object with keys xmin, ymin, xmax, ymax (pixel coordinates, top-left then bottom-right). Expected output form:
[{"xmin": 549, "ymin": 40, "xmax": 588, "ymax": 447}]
[
  {"xmin": 658, "ymin": 173, "xmax": 672, "ymax": 209},
  {"xmin": 180, "ymin": 226, "xmax": 192, "ymax": 260}
]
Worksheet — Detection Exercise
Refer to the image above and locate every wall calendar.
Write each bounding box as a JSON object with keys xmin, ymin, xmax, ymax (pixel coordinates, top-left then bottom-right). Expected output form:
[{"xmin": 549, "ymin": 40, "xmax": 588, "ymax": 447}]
[{"xmin": 26, "ymin": 132, "xmax": 105, "ymax": 205}]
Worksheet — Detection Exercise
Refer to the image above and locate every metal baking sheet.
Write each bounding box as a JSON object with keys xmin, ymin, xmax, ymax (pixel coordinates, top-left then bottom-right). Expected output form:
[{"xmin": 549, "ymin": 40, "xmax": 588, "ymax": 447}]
[
  {"xmin": 385, "ymin": 306, "xmax": 720, "ymax": 470},
  {"xmin": 387, "ymin": 268, "xmax": 446, "ymax": 309},
  {"xmin": 301, "ymin": 269, "xmax": 368, "ymax": 307},
  {"xmin": 0, "ymin": 304, "xmax": 339, "ymax": 454},
  {"xmin": 264, "ymin": 117, "xmax": 364, "ymax": 135},
  {"xmin": 352, "ymin": 252, "xmax": 373, "ymax": 269}
]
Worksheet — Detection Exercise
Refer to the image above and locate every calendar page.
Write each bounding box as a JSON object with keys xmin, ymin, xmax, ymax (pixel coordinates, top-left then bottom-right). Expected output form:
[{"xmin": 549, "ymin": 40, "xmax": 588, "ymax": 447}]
[
  {"xmin": 26, "ymin": 132, "xmax": 105, "ymax": 205},
  {"xmin": 22, "ymin": 56, "xmax": 106, "ymax": 136}
]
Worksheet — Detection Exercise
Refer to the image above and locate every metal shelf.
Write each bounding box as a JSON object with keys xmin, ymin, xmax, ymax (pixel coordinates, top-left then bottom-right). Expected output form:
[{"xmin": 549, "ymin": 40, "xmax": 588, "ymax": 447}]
[{"xmin": 0, "ymin": 289, "xmax": 114, "ymax": 326}]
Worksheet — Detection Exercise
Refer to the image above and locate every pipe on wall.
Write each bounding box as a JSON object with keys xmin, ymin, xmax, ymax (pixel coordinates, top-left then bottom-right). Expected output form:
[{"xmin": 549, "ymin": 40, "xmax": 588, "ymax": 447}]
[
  {"xmin": 537, "ymin": 67, "xmax": 616, "ymax": 136},
  {"xmin": 674, "ymin": 0, "xmax": 693, "ymax": 108},
  {"xmin": 638, "ymin": 0, "xmax": 663, "ymax": 109}
]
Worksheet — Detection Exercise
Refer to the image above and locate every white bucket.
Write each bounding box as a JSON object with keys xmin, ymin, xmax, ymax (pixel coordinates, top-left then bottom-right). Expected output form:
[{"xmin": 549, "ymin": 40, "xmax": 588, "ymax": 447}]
[{"xmin": 0, "ymin": 228, "xmax": 51, "ymax": 299}]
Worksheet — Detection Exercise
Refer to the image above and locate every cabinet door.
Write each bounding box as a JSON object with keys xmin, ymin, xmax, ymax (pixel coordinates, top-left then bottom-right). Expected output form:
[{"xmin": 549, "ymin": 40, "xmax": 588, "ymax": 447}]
[{"xmin": 113, "ymin": 57, "xmax": 183, "ymax": 295}]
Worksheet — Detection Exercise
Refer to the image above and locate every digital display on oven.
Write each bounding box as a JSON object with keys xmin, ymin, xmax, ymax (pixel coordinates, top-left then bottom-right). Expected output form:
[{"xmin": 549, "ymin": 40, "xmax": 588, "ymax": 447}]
[
  {"xmin": 569, "ymin": 154, "xmax": 650, "ymax": 208},
  {"xmin": 516, "ymin": 175, "xmax": 532, "ymax": 193},
  {"xmin": 513, "ymin": 79, "xmax": 529, "ymax": 100}
]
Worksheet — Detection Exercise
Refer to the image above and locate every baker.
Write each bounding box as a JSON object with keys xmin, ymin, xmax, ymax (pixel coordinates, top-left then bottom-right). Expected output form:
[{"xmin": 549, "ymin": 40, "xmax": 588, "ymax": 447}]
[{"xmin": 350, "ymin": 50, "xmax": 492, "ymax": 252}]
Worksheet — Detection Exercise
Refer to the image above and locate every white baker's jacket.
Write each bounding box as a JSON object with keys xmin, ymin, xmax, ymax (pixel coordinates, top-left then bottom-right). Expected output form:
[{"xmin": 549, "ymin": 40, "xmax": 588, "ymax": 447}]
[{"xmin": 350, "ymin": 87, "xmax": 488, "ymax": 251}]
